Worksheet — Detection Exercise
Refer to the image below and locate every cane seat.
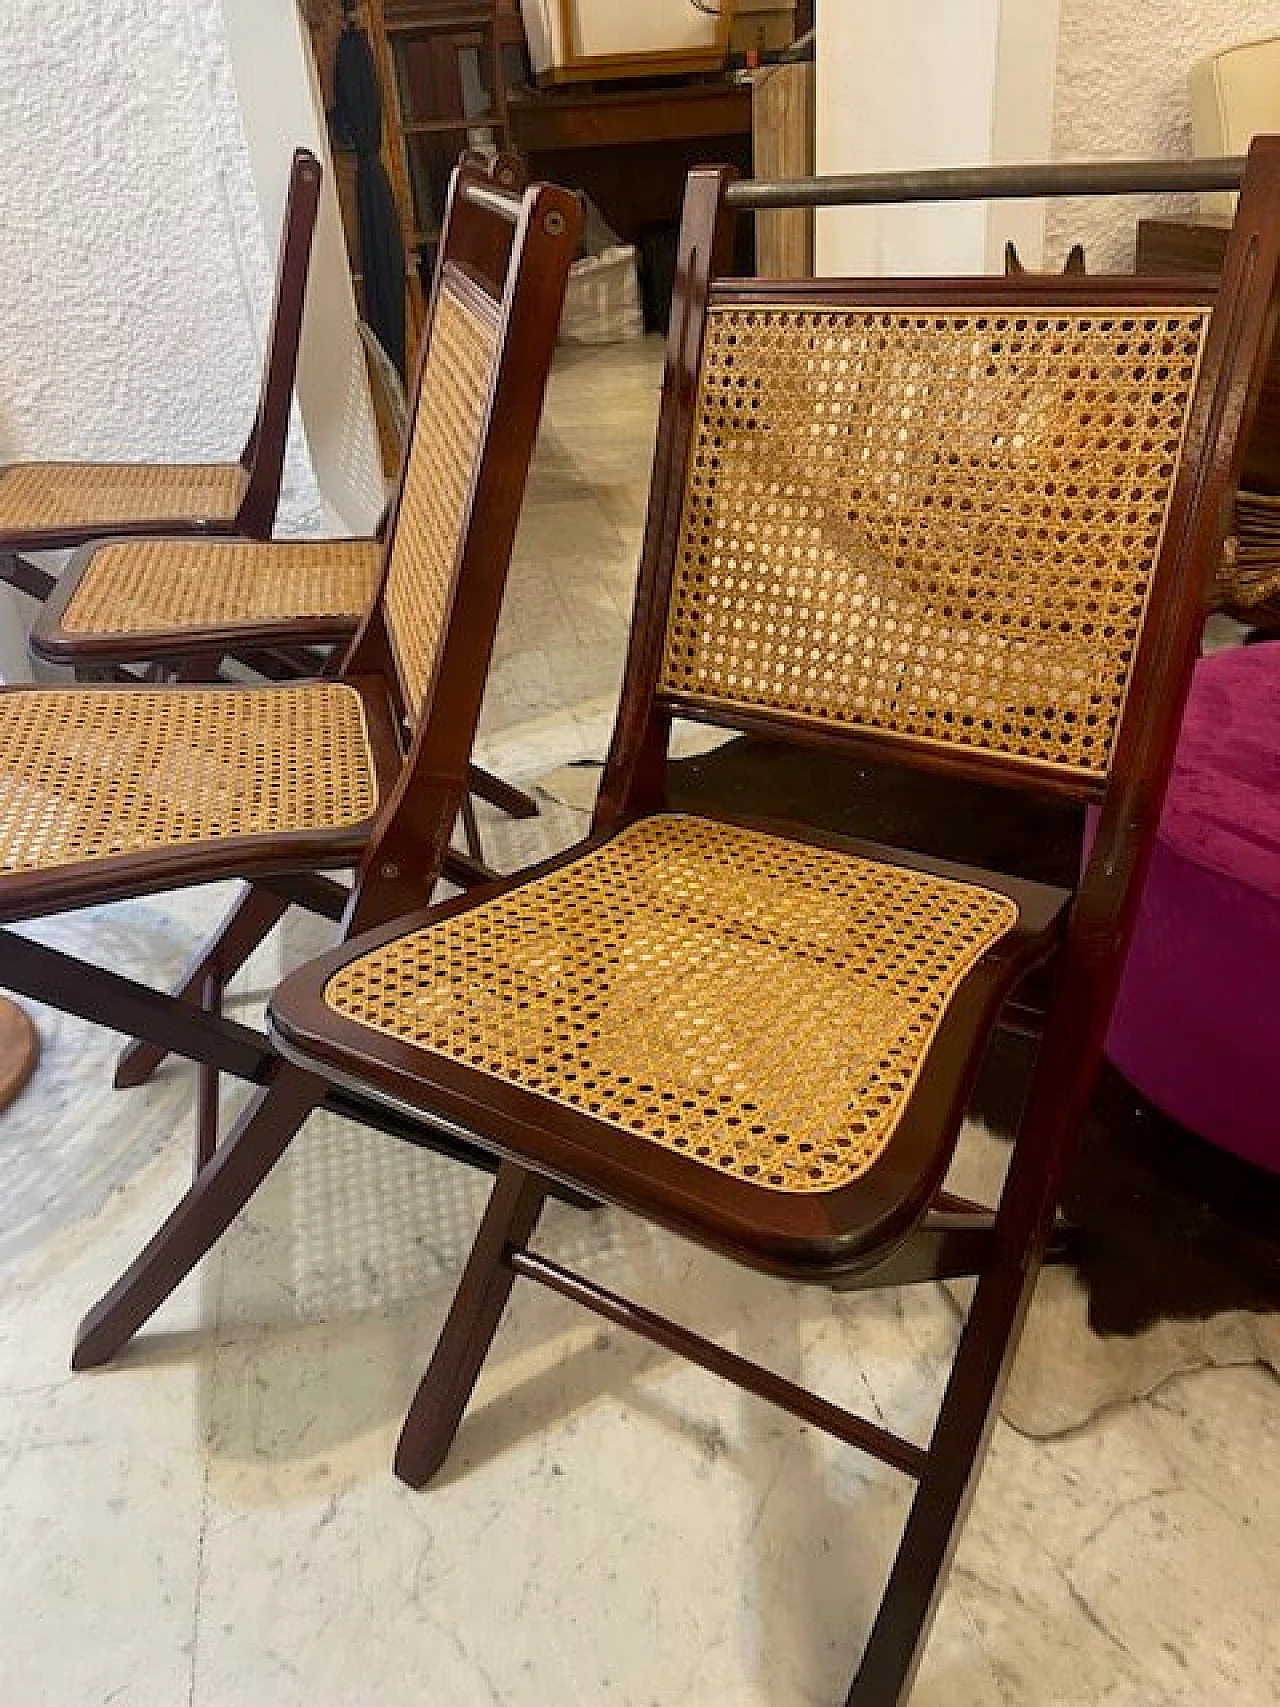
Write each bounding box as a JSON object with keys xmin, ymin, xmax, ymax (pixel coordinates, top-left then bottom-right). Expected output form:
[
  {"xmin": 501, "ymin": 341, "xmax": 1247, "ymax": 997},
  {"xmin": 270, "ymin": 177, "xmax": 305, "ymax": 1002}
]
[
  {"xmin": 53, "ymin": 538, "xmax": 383, "ymax": 641},
  {"xmin": 320, "ymin": 814, "xmax": 1031, "ymax": 1174},
  {"xmin": 0, "ymin": 679, "xmax": 398, "ymax": 918},
  {"xmin": 0, "ymin": 461, "xmax": 247, "ymax": 536}
]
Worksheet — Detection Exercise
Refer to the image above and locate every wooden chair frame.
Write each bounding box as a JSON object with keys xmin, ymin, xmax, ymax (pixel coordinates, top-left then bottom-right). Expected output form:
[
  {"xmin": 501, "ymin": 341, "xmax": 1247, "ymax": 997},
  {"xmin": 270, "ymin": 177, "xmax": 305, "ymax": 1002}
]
[
  {"xmin": 0, "ymin": 165, "xmax": 582, "ymax": 1362},
  {"xmin": 263, "ymin": 142, "xmax": 1280, "ymax": 1705},
  {"xmin": 0, "ymin": 148, "xmax": 323, "ymax": 603},
  {"xmin": 28, "ymin": 151, "xmax": 537, "ymax": 871}
]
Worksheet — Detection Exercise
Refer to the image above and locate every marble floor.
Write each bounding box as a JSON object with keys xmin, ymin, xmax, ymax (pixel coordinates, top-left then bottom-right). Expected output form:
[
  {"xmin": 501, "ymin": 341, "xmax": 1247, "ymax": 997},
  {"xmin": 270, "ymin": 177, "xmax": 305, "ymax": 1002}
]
[{"xmin": 2, "ymin": 337, "xmax": 1278, "ymax": 1707}]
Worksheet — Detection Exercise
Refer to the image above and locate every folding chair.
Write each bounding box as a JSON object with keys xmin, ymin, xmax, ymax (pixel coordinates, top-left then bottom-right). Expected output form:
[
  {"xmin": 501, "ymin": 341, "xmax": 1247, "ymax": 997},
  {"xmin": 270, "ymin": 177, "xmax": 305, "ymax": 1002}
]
[
  {"xmin": 0, "ymin": 149, "xmax": 322, "ymax": 605},
  {"xmin": 263, "ymin": 141, "xmax": 1280, "ymax": 1703},
  {"xmin": 28, "ymin": 151, "xmax": 540, "ymax": 862},
  {"xmin": 26, "ymin": 153, "xmax": 532, "ymax": 682},
  {"xmin": 0, "ymin": 165, "xmax": 580, "ymax": 1324}
]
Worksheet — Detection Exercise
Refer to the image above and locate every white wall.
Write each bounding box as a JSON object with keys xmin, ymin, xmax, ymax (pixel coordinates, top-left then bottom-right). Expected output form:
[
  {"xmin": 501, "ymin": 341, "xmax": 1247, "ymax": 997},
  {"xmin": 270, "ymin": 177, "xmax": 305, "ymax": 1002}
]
[
  {"xmin": 0, "ymin": 9, "xmax": 272, "ymax": 456},
  {"xmin": 815, "ymin": 1, "xmax": 1000, "ymax": 276},
  {"xmin": 1048, "ymin": 3, "xmax": 1280, "ymax": 269},
  {"xmin": 814, "ymin": 0, "xmax": 1060, "ymax": 276},
  {"xmin": 0, "ymin": 1, "xmax": 381, "ymax": 677},
  {"xmin": 814, "ymin": 3, "xmax": 1280, "ymax": 279},
  {"xmin": 221, "ymin": 0, "xmax": 384, "ymax": 538},
  {"xmin": 987, "ymin": 0, "xmax": 1062, "ymax": 269}
]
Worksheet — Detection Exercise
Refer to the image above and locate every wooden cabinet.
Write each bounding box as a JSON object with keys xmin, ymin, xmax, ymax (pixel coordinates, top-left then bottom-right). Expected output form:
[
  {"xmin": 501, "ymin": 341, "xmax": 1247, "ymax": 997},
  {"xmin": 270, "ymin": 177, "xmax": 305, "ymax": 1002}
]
[
  {"xmin": 382, "ymin": 3, "xmax": 513, "ymax": 251},
  {"xmin": 1137, "ymin": 217, "xmax": 1280, "ymax": 494}
]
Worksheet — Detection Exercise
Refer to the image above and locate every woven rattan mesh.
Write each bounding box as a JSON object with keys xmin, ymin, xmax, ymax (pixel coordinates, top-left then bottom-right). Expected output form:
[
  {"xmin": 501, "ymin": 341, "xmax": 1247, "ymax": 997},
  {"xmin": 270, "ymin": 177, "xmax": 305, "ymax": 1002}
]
[
  {"xmin": 659, "ymin": 304, "xmax": 1209, "ymax": 778},
  {"xmin": 0, "ymin": 684, "xmax": 377, "ymax": 873},
  {"xmin": 1219, "ymin": 490, "xmax": 1280, "ymax": 615},
  {"xmin": 322, "ymin": 814, "xmax": 1019, "ymax": 1193},
  {"xmin": 1234, "ymin": 488, "xmax": 1280, "ymax": 544},
  {"xmin": 0, "ymin": 462, "xmax": 245, "ymax": 531},
  {"xmin": 384, "ymin": 279, "xmax": 499, "ymax": 724},
  {"xmin": 60, "ymin": 539, "xmax": 383, "ymax": 635},
  {"xmin": 1218, "ymin": 536, "xmax": 1280, "ymax": 612}
]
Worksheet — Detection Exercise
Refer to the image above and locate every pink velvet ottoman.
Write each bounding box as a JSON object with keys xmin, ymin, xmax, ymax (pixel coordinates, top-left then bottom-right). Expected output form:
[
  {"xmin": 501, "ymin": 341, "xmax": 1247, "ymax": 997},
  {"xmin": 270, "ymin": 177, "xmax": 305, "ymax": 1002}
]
[{"xmin": 1100, "ymin": 642, "xmax": 1280, "ymax": 1171}]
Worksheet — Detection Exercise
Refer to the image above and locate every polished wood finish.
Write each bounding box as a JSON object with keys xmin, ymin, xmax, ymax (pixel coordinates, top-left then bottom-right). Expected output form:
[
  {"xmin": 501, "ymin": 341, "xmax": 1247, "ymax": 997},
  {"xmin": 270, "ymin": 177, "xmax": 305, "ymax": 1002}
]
[
  {"xmin": 509, "ymin": 82, "xmax": 752, "ymax": 248},
  {"xmin": 269, "ymin": 141, "xmax": 1280, "ymax": 1707},
  {"xmin": 0, "ymin": 995, "xmax": 38, "ymax": 1113},
  {"xmin": 510, "ymin": 81, "xmax": 751, "ymax": 153},
  {"xmin": 0, "ymin": 170, "xmax": 580, "ymax": 1369}
]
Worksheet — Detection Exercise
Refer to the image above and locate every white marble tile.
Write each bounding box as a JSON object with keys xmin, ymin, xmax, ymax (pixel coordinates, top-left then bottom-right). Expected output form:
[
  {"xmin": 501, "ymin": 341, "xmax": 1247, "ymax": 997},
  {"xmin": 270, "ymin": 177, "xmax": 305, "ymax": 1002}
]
[
  {"xmin": 0, "ymin": 1197, "xmax": 209, "ymax": 1706},
  {"xmin": 0, "ymin": 1423, "xmax": 203, "ymax": 1707},
  {"xmin": 925, "ymin": 1366, "xmax": 1280, "ymax": 1706}
]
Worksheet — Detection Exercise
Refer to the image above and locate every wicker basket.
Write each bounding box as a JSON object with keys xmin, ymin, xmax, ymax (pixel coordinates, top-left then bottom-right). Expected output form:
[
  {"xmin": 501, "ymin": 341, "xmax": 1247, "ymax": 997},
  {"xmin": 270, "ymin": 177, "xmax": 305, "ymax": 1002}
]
[{"xmin": 1217, "ymin": 488, "xmax": 1280, "ymax": 632}]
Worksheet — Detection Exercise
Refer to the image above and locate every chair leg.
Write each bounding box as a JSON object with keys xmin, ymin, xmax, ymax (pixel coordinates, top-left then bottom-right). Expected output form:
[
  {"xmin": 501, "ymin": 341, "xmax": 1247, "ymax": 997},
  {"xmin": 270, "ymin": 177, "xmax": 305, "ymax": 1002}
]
[
  {"xmin": 114, "ymin": 882, "xmax": 291, "ymax": 1090},
  {"xmin": 0, "ymin": 550, "xmax": 57, "ymax": 601},
  {"xmin": 467, "ymin": 763, "xmax": 539, "ymax": 820},
  {"xmin": 393, "ymin": 1162, "xmax": 548, "ymax": 1488},
  {"xmin": 443, "ymin": 847, "xmax": 501, "ymax": 890},
  {"xmin": 73, "ymin": 1064, "xmax": 326, "ymax": 1369},
  {"xmin": 844, "ymin": 1245, "xmax": 1044, "ymax": 1706},
  {"xmin": 194, "ymin": 968, "xmax": 224, "ymax": 1174},
  {"xmin": 460, "ymin": 791, "xmax": 483, "ymax": 862}
]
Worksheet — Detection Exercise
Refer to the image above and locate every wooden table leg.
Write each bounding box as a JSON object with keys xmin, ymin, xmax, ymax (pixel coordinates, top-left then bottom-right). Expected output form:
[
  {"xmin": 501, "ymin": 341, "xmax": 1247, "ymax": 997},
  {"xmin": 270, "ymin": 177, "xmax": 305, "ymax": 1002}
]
[{"xmin": 0, "ymin": 996, "xmax": 39, "ymax": 1112}]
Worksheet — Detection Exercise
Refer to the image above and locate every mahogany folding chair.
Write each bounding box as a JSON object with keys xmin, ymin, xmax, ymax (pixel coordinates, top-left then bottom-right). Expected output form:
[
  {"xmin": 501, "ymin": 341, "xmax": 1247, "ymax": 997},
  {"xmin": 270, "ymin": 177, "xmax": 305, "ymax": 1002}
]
[
  {"xmin": 27, "ymin": 153, "xmax": 532, "ymax": 685},
  {"xmin": 264, "ymin": 141, "xmax": 1280, "ymax": 1703},
  {"xmin": 0, "ymin": 165, "xmax": 580, "ymax": 1309},
  {"xmin": 0, "ymin": 149, "xmax": 323, "ymax": 606},
  {"xmin": 28, "ymin": 151, "xmax": 540, "ymax": 859}
]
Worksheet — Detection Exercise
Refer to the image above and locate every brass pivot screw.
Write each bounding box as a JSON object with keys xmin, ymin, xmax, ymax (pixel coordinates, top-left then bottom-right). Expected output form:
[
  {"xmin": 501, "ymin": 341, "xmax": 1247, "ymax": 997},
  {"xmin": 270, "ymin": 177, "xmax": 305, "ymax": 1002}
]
[
  {"xmin": 380, "ymin": 861, "xmax": 401, "ymax": 880},
  {"xmin": 544, "ymin": 209, "xmax": 567, "ymax": 238}
]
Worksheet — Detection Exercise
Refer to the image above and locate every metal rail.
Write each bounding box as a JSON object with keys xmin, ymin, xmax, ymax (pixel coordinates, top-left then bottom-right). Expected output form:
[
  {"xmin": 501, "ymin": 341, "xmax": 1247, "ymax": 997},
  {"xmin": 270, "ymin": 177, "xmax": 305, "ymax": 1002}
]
[{"xmin": 724, "ymin": 156, "xmax": 1247, "ymax": 211}]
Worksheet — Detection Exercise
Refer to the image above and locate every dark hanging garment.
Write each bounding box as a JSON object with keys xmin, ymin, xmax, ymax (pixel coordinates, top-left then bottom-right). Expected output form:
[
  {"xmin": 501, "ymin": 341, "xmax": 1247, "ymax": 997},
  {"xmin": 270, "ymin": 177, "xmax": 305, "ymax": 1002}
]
[{"xmin": 333, "ymin": 22, "xmax": 408, "ymax": 379}]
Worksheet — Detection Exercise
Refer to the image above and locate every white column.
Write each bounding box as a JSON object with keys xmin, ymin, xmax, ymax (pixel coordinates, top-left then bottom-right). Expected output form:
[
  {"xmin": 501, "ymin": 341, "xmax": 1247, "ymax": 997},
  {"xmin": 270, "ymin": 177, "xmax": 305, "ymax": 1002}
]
[
  {"xmin": 815, "ymin": 0, "xmax": 1062, "ymax": 277},
  {"xmin": 988, "ymin": 0, "xmax": 1063, "ymax": 270},
  {"xmin": 219, "ymin": 0, "xmax": 384, "ymax": 537}
]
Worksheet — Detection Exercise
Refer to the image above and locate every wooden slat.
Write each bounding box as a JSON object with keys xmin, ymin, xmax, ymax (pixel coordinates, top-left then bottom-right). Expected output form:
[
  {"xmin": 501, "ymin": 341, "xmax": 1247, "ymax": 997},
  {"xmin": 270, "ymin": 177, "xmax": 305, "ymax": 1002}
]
[{"xmin": 751, "ymin": 61, "xmax": 814, "ymax": 277}]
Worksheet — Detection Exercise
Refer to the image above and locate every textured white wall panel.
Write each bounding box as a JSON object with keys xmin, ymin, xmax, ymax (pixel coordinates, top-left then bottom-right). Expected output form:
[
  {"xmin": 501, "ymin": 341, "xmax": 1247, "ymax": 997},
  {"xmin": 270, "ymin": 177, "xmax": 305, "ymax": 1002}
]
[
  {"xmin": 1047, "ymin": 3, "xmax": 1280, "ymax": 268},
  {"xmin": 0, "ymin": 3, "xmax": 332, "ymax": 532},
  {"xmin": 0, "ymin": 3, "xmax": 390, "ymax": 674}
]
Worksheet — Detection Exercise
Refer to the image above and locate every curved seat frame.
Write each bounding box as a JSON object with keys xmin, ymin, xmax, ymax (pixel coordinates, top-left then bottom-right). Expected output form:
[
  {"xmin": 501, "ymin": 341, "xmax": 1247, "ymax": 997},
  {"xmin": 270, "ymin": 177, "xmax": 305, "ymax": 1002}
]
[{"xmin": 264, "ymin": 144, "xmax": 1280, "ymax": 1705}]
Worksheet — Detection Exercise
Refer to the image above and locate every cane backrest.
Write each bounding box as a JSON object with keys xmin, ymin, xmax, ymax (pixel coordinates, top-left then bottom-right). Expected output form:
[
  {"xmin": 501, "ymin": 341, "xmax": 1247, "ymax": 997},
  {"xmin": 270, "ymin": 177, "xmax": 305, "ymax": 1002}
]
[
  {"xmin": 380, "ymin": 269, "xmax": 502, "ymax": 726},
  {"xmin": 656, "ymin": 289, "xmax": 1213, "ymax": 787}
]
